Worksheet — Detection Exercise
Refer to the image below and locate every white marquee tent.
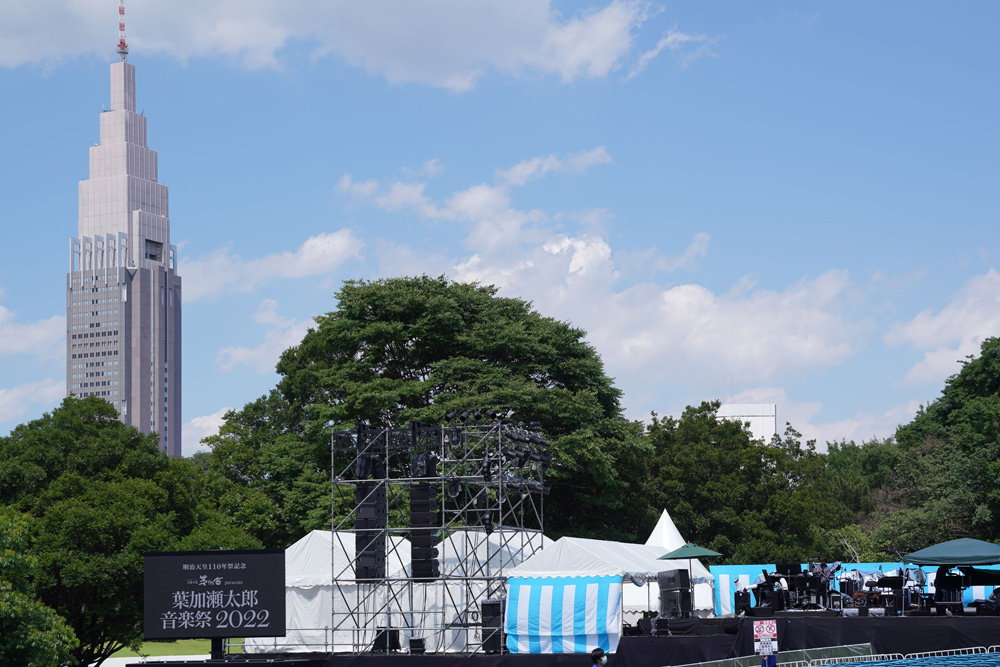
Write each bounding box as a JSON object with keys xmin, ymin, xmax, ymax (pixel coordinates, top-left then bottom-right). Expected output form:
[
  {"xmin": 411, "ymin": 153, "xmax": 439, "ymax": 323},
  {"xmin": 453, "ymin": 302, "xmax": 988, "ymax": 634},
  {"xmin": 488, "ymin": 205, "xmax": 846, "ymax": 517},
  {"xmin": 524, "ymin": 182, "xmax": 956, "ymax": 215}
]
[
  {"xmin": 637, "ymin": 509, "xmax": 715, "ymax": 616},
  {"xmin": 246, "ymin": 528, "xmax": 548, "ymax": 654},
  {"xmin": 502, "ymin": 511, "xmax": 714, "ymax": 655}
]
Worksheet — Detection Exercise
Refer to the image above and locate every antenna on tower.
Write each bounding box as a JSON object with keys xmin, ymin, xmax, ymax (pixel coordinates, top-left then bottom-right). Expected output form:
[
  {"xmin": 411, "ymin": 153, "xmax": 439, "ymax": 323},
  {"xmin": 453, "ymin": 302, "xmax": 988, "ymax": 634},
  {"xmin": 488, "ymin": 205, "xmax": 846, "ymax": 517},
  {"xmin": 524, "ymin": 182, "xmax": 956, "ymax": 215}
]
[{"xmin": 117, "ymin": 0, "xmax": 129, "ymax": 62}]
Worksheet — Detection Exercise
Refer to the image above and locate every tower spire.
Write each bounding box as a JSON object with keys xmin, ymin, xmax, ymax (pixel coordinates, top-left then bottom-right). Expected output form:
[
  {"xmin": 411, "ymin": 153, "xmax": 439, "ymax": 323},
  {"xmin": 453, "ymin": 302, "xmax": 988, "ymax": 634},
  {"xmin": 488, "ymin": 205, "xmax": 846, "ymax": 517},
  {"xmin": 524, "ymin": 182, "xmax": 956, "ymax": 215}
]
[{"xmin": 117, "ymin": 0, "xmax": 128, "ymax": 62}]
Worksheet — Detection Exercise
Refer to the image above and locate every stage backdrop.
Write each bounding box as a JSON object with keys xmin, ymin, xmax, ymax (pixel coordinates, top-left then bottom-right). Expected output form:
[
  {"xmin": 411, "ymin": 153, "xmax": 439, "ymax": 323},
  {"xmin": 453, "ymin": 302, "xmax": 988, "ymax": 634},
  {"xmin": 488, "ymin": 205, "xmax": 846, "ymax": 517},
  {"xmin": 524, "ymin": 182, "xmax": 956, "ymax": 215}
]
[{"xmin": 505, "ymin": 575, "xmax": 622, "ymax": 654}]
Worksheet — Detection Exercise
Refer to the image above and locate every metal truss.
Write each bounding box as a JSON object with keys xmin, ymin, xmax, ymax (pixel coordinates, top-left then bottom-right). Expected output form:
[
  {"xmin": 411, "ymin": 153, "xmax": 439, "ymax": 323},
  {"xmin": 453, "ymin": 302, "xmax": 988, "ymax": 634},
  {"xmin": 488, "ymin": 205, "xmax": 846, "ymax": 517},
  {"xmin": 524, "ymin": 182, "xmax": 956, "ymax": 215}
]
[{"xmin": 330, "ymin": 419, "xmax": 549, "ymax": 654}]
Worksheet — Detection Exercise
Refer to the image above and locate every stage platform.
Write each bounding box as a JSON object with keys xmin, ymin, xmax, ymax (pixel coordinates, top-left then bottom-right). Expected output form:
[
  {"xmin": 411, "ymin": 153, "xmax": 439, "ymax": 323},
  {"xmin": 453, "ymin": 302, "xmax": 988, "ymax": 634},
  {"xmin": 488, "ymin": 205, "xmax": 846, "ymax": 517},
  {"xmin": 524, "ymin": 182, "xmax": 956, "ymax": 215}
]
[{"xmin": 129, "ymin": 616, "xmax": 1000, "ymax": 667}]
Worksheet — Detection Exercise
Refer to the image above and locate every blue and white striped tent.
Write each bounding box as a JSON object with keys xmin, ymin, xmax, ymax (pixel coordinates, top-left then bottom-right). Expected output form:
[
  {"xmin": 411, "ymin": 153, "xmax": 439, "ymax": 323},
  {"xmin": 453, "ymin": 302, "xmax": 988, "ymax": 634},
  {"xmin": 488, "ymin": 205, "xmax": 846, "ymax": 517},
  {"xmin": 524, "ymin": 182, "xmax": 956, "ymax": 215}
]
[{"xmin": 504, "ymin": 536, "xmax": 701, "ymax": 654}]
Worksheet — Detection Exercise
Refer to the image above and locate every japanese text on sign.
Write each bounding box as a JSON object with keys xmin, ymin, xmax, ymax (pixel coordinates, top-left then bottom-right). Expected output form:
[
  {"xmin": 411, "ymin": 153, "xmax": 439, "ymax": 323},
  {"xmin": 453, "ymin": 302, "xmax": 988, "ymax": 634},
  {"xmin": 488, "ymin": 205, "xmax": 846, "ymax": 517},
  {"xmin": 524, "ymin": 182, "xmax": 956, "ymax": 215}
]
[
  {"xmin": 144, "ymin": 549, "xmax": 285, "ymax": 640},
  {"xmin": 753, "ymin": 619, "xmax": 778, "ymax": 655}
]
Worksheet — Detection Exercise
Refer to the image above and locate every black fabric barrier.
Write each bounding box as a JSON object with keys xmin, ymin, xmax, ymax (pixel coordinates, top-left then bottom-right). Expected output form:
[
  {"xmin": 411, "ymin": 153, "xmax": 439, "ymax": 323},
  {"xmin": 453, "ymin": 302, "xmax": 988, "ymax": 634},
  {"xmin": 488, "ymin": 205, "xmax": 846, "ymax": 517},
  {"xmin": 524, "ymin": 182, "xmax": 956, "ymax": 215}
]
[
  {"xmin": 616, "ymin": 635, "xmax": 739, "ymax": 667},
  {"xmin": 132, "ymin": 617, "xmax": 1000, "ymax": 667}
]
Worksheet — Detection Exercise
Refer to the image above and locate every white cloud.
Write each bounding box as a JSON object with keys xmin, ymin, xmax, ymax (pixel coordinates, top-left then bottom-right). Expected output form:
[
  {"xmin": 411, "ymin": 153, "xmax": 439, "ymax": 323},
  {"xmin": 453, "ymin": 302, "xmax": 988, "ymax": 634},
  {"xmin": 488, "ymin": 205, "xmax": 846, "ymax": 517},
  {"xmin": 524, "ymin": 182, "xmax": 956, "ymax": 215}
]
[
  {"xmin": 216, "ymin": 300, "xmax": 313, "ymax": 373},
  {"xmin": 885, "ymin": 270, "xmax": 1000, "ymax": 384},
  {"xmin": 627, "ymin": 27, "xmax": 716, "ymax": 80},
  {"xmin": 181, "ymin": 230, "xmax": 362, "ymax": 301},
  {"xmin": 347, "ymin": 150, "xmax": 867, "ymax": 392},
  {"xmin": 495, "ymin": 147, "xmax": 612, "ymax": 186},
  {"xmin": 0, "ymin": 306, "xmax": 65, "ymax": 360},
  {"xmin": 182, "ymin": 406, "xmax": 231, "ymax": 457},
  {"xmin": 337, "ymin": 174, "xmax": 379, "ymax": 199},
  {"xmin": 0, "ymin": 1, "xmax": 708, "ymax": 90},
  {"xmin": 616, "ymin": 232, "xmax": 710, "ymax": 274},
  {"xmin": 485, "ymin": 266, "xmax": 864, "ymax": 388},
  {"xmin": 0, "ymin": 378, "xmax": 64, "ymax": 423}
]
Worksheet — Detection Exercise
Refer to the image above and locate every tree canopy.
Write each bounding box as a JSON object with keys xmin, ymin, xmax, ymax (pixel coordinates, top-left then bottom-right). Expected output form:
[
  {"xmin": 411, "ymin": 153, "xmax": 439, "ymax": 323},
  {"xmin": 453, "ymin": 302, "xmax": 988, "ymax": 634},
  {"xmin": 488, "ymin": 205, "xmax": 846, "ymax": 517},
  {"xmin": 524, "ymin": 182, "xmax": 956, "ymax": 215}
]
[
  {"xmin": 645, "ymin": 401, "xmax": 849, "ymax": 563},
  {"xmin": 0, "ymin": 507, "xmax": 78, "ymax": 667},
  {"xmin": 0, "ymin": 396, "xmax": 259, "ymax": 667},
  {"xmin": 208, "ymin": 276, "xmax": 653, "ymax": 542}
]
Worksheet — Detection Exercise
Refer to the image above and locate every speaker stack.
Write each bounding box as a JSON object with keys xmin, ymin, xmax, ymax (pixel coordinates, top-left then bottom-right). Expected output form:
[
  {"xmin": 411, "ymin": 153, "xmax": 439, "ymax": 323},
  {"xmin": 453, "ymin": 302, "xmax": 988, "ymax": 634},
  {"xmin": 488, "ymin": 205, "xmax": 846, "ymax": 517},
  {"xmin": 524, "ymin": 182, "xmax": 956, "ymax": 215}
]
[
  {"xmin": 482, "ymin": 600, "xmax": 503, "ymax": 654},
  {"xmin": 355, "ymin": 454, "xmax": 386, "ymax": 581},
  {"xmin": 657, "ymin": 569, "xmax": 692, "ymax": 622},
  {"xmin": 734, "ymin": 590, "xmax": 752, "ymax": 616},
  {"xmin": 410, "ymin": 453, "xmax": 440, "ymax": 581}
]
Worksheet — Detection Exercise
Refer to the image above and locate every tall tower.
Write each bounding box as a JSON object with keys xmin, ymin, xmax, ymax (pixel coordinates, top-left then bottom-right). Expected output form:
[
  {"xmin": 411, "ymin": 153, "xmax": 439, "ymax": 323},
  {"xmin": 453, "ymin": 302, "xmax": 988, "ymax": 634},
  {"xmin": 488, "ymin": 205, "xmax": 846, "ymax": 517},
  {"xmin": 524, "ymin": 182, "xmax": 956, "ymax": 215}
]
[{"xmin": 66, "ymin": 3, "xmax": 182, "ymax": 456}]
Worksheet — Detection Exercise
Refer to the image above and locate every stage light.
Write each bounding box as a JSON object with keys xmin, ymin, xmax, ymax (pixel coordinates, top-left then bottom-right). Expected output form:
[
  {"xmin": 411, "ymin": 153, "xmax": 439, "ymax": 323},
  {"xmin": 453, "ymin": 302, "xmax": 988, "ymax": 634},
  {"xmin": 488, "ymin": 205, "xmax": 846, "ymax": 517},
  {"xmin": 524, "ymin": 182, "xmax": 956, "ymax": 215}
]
[
  {"xmin": 445, "ymin": 411, "xmax": 457, "ymax": 422},
  {"xmin": 460, "ymin": 411, "xmax": 469, "ymax": 422},
  {"xmin": 480, "ymin": 454, "xmax": 493, "ymax": 483},
  {"xmin": 485, "ymin": 409, "xmax": 496, "ymax": 419},
  {"xmin": 529, "ymin": 421, "xmax": 542, "ymax": 429},
  {"xmin": 447, "ymin": 478, "xmax": 462, "ymax": 499},
  {"xmin": 473, "ymin": 410, "xmax": 482, "ymax": 420}
]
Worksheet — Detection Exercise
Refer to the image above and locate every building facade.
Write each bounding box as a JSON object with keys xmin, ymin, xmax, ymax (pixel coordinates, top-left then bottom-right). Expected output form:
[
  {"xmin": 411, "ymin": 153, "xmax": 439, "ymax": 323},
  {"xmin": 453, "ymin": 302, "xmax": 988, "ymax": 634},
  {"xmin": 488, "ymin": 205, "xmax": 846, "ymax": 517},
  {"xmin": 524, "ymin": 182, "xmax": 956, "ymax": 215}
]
[
  {"xmin": 716, "ymin": 403, "xmax": 777, "ymax": 443},
  {"xmin": 66, "ymin": 61, "xmax": 182, "ymax": 456}
]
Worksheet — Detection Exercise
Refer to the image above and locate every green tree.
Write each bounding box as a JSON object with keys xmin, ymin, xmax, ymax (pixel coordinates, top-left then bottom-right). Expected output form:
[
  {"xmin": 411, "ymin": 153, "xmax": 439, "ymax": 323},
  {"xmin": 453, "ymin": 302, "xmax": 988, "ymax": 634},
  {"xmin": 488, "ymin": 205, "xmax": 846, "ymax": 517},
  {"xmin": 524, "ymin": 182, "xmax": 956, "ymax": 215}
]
[
  {"xmin": 0, "ymin": 507, "xmax": 78, "ymax": 667},
  {"xmin": 0, "ymin": 396, "xmax": 259, "ymax": 666},
  {"xmin": 885, "ymin": 337, "xmax": 1000, "ymax": 547},
  {"xmin": 646, "ymin": 402, "xmax": 847, "ymax": 563},
  {"xmin": 207, "ymin": 276, "xmax": 654, "ymax": 542}
]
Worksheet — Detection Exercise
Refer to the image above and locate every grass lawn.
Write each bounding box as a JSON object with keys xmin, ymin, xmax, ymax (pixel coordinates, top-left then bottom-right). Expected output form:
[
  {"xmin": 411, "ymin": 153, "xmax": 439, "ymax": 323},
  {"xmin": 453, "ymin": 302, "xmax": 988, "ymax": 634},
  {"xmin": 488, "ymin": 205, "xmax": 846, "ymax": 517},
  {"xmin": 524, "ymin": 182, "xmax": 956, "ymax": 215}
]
[{"xmin": 111, "ymin": 639, "xmax": 212, "ymax": 657}]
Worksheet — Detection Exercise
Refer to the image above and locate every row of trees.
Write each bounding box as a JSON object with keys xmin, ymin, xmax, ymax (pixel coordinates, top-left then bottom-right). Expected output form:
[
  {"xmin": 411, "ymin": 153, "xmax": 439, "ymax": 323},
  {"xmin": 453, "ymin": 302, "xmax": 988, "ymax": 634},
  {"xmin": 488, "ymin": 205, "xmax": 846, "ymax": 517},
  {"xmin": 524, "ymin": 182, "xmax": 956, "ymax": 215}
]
[{"xmin": 4, "ymin": 275, "xmax": 1000, "ymax": 665}]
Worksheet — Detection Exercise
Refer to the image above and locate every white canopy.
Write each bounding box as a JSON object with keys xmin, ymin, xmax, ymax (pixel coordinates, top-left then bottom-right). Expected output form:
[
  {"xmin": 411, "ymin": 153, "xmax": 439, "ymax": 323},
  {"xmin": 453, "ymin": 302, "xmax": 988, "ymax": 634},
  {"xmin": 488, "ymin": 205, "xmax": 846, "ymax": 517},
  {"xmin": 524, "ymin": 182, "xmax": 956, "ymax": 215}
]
[
  {"xmin": 249, "ymin": 528, "xmax": 548, "ymax": 654},
  {"xmin": 507, "ymin": 535, "xmax": 710, "ymax": 583},
  {"xmin": 644, "ymin": 509, "xmax": 687, "ymax": 551}
]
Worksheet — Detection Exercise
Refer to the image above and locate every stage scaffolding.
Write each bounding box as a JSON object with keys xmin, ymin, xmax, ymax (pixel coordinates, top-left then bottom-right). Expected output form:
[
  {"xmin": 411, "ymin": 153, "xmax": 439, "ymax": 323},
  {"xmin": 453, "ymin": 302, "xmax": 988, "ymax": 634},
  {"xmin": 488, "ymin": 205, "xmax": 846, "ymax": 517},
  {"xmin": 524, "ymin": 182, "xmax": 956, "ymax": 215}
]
[{"xmin": 330, "ymin": 419, "xmax": 549, "ymax": 654}]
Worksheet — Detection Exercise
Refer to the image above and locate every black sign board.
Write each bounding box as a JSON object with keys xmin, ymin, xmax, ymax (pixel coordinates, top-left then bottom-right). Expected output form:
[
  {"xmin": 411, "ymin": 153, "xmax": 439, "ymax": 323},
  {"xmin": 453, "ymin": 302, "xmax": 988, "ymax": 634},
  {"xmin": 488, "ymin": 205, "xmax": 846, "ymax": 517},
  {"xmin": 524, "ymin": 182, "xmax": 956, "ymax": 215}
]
[{"xmin": 143, "ymin": 549, "xmax": 285, "ymax": 639}]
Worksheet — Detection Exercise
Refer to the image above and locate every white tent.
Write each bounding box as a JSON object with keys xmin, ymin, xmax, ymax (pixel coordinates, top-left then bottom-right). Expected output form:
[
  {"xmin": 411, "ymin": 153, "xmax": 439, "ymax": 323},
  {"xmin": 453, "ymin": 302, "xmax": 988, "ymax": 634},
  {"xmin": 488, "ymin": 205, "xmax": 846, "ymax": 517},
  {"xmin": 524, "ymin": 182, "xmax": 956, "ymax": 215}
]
[
  {"xmin": 637, "ymin": 509, "xmax": 715, "ymax": 616},
  {"xmin": 644, "ymin": 509, "xmax": 686, "ymax": 551},
  {"xmin": 504, "ymin": 535, "xmax": 711, "ymax": 654},
  {"xmin": 245, "ymin": 529, "xmax": 412, "ymax": 654},
  {"xmin": 246, "ymin": 528, "xmax": 548, "ymax": 654}
]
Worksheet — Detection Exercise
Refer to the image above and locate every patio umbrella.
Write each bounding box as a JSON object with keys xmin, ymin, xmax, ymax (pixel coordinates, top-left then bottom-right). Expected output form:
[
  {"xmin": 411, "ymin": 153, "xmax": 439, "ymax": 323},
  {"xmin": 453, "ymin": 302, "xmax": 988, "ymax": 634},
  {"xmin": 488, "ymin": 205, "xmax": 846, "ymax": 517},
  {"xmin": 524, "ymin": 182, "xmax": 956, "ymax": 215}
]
[{"xmin": 657, "ymin": 543, "xmax": 723, "ymax": 586}]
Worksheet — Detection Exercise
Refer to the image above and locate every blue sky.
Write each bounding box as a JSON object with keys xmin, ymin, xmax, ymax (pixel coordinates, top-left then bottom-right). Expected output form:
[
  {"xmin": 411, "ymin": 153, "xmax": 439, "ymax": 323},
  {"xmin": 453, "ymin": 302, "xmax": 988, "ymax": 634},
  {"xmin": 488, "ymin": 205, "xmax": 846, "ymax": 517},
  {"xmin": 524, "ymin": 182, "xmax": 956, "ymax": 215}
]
[{"xmin": 1, "ymin": 1, "xmax": 998, "ymax": 455}]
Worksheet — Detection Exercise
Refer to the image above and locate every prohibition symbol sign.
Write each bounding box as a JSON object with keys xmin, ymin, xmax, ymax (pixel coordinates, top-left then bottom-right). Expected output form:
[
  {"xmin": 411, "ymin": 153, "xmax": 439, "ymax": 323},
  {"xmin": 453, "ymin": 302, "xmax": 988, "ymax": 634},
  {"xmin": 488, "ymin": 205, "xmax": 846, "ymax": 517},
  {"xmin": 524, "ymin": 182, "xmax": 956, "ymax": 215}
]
[{"xmin": 753, "ymin": 619, "xmax": 778, "ymax": 655}]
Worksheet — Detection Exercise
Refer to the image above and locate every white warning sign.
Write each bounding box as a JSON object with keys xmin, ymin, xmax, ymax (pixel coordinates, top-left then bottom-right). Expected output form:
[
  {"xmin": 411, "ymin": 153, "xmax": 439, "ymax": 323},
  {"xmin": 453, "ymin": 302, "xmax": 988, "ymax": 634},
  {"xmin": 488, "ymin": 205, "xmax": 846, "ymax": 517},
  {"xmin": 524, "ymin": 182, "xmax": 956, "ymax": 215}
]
[{"xmin": 753, "ymin": 619, "xmax": 778, "ymax": 655}]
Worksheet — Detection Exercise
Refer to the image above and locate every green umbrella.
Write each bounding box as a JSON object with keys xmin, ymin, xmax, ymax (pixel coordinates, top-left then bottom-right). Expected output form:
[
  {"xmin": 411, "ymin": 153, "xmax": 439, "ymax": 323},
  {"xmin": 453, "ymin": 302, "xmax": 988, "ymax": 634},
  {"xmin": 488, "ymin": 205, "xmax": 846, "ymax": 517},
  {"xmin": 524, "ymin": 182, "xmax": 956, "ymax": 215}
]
[
  {"xmin": 657, "ymin": 543, "xmax": 723, "ymax": 588},
  {"xmin": 658, "ymin": 543, "xmax": 723, "ymax": 560}
]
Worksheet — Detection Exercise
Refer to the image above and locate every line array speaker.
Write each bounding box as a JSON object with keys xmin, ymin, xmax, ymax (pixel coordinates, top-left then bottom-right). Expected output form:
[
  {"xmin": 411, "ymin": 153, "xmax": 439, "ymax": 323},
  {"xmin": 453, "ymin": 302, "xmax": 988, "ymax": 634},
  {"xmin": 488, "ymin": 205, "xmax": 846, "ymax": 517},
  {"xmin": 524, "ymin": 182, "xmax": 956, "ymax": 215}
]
[
  {"xmin": 410, "ymin": 480, "xmax": 439, "ymax": 580},
  {"xmin": 355, "ymin": 481, "xmax": 386, "ymax": 581}
]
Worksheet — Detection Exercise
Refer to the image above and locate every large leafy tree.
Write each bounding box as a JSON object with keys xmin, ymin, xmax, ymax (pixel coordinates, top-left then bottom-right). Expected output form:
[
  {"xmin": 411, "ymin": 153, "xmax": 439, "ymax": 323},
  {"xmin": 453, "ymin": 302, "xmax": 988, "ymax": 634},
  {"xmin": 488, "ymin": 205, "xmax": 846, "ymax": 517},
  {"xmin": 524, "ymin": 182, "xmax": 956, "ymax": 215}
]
[
  {"xmin": 207, "ymin": 276, "xmax": 653, "ymax": 542},
  {"xmin": 0, "ymin": 397, "xmax": 259, "ymax": 666},
  {"xmin": 0, "ymin": 508, "xmax": 78, "ymax": 667},
  {"xmin": 879, "ymin": 336, "xmax": 1000, "ymax": 547},
  {"xmin": 646, "ymin": 401, "xmax": 848, "ymax": 563}
]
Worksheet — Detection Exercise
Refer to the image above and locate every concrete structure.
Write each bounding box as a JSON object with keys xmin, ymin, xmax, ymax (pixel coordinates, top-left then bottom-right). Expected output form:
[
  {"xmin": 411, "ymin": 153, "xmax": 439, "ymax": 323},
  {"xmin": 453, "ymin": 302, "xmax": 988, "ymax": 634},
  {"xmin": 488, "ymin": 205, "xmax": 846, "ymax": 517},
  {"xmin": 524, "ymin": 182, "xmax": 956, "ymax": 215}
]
[
  {"xmin": 66, "ymin": 60, "xmax": 181, "ymax": 456},
  {"xmin": 716, "ymin": 403, "xmax": 777, "ymax": 443}
]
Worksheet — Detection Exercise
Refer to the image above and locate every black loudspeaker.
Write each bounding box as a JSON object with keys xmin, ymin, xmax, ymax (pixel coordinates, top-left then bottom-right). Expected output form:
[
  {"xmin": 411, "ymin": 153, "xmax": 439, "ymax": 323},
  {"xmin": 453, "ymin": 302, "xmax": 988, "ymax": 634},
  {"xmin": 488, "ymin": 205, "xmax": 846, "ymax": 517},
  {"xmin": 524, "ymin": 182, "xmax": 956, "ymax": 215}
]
[
  {"xmin": 734, "ymin": 590, "xmax": 751, "ymax": 616},
  {"xmin": 482, "ymin": 600, "xmax": 503, "ymax": 654},
  {"xmin": 662, "ymin": 590, "xmax": 691, "ymax": 618},
  {"xmin": 841, "ymin": 579, "xmax": 857, "ymax": 597},
  {"xmin": 652, "ymin": 617, "xmax": 670, "ymax": 637},
  {"xmin": 410, "ymin": 481, "xmax": 439, "ymax": 580},
  {"xmin": 373, "ymin": 628, "xmax": 400, "ymax": 653},
  {"xmin": 356, "ymin": 481, "xmax": 386, "ymax": 581},
  {"xmin": 657, "ymin": 569, "xmax": 690, "ymax": 590}
]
